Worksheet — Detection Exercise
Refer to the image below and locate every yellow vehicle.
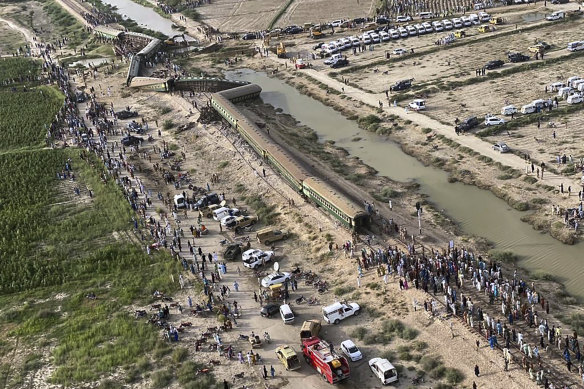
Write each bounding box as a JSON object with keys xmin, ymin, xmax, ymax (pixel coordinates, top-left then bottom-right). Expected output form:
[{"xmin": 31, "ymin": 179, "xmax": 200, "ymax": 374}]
[
  {"xmin": 528, "ymin": 44, "xmax": 545, "ymax": 53},
  {"xmin": 477, "ymin": 25, "xmax": 493, "ymax": 33},
  {"xmin": 275, "ymin": 345, "xmax": 301, "ymax": 371},
  {"xmin": 199, "ymin": 203, "xmax": 221, "ymax": 218},
  {"xmin": 300, "ymin": 319, "xmax": 322, "ymax": 341},
  {"xmin": 256, "ymin": 227, "xmax": 289, "ymax": 245},
  {"xmin": 490, "ymin": 17, "xmax": 504, "ymax": 25},
  {"xmin": 454, "ymin": 30, "xmax": 466, "ymax": 38},
  {"xmin": 310, "ymin": 25, "xmax": 326, "ymax": 39},
  {"xmin": 277, "ymin": 42, "xmax": 287, "ymax": 58}
]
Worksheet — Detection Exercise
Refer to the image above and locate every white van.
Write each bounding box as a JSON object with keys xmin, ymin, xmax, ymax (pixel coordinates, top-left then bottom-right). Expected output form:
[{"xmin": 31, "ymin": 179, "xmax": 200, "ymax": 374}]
[
  {"xmin": 479, "ymin": 12, "xmax": 491, "ymax": 22},
  {"xmin": 469, "ymin": 13, "xmax": 480, "ymax": 24},
  {"xmin": 567, "ymin": 76, "xmax": 582, "ymax": 87},
  {"xmin": 558, "ymin": 87, "xmax": 573, "ymax": 98},
  {"xmin": 461, "ymin": 16, "xmax": 472, "ymax": 26},
  {"xmin": 501, "ymin": 105, "xmax": 517, "ymax": 116},
  {"xmin": 419, "ymin": 12, "xmax": 434, "ymax": 19},
  {"xmin": 571, "ymin": 79, "xmax": 584, "ymax": 90},
  {"xmin": 213, "ymin": 206, "xmax": 239, "ymax": 221},
  {"xmin": 407, "ymin": 25, "xmax": 417, "ymax": 35},
  {"xmin": 442, "ymin": 19, "xmax": 453, "ymax": 29},
  {"xmin": 432, "ymin": 21, "xmax": 444, "ymax": 31},
  {"xmin": 389, "ymin": 29, "xmax": 400, "ymax": 39},
  {"xmin": 452, "ymin": 18, "xmax": 463, "ymax": 28},
  {"xmin": 398, "ymin": 27, "xmax": 409, "ymax": 37},
  {"xmin": 567, "ymin": 94, "xmax": 583, "ymax": 104},
  {"xmin": 280, "ymin": 304, "xmax": 295, "ymax": 324},
  {"xmin": 567, "ymin": 41, "xmax": 584, "ymax": 52},
  {"xmin": 521, "ymin": 104, "xmax": 536, "ymax": 114}
]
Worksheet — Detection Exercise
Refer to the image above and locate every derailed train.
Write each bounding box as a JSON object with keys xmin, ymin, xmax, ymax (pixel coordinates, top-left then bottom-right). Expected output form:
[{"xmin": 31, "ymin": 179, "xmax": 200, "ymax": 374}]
[{"xmin": 211, "ymin": 84, "xmax": 369, "ymax": 230}]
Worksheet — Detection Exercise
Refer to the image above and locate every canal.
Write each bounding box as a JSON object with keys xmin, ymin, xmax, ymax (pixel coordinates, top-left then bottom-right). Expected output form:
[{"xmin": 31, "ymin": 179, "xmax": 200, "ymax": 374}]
[{"xmin": 226, "ymin": 68, "xmax": 584, "ymax": 299}]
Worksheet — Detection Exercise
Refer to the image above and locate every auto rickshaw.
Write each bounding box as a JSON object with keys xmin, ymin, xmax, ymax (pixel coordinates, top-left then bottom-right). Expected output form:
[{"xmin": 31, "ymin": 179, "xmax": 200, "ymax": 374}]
[
  {"xmin": 275, "ymin": 345, "xmax": 301, "ymax": 371},
  {"xmin": 249, "ymin": 334, "xmax": 262, "ymax": 348},
  {"xmin": 454, "ymin": 30, "xmax": 466, "ymax": 39},
  {"xmin": 268, "ymin": 283, "xmax": 284, "ymax": 301}
]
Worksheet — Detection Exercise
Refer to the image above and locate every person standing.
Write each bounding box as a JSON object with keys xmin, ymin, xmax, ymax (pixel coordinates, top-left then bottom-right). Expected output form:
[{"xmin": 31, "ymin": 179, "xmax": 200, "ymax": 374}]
[
  {"xmin": 263, "ymin": 365, "xmax": 268, "ymax": 379},
  {"xmin": 233, "ymin": 280, "xmax": 239, "ymax": 292},
  {"xmin": 270, "ymin": 365, "xmax": 275, "ymax": 378},
  {"xmin": 474, "ymin": 364, "xmax": 480, "ymax": 377}
]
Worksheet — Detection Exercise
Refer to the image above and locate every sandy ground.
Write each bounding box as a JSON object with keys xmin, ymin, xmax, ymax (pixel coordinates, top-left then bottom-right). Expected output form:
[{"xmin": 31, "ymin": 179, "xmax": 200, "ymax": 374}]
[
  {"xmin": 66, "ymin": 64, "xmax": 537, "ymax": 389},
  {"xmin": 0, "ymin": 18, "xmax": 29, "ymax": 55},
  {"xmin": 195, "ymin": 0, "xmax": 289, "ymax": 32}
]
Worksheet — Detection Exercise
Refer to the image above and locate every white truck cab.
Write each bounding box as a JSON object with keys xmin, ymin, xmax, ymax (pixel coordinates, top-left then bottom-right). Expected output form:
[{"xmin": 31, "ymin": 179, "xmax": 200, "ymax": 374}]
[{"xmin": 322, "ymin": 301, "xmax": 360, "ymax": 324}]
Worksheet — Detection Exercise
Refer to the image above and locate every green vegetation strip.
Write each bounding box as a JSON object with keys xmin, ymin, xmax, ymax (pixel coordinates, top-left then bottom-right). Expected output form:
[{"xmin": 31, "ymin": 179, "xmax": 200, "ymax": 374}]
[
  {"xmin": 0, "ymin": 57, "xmax": 41, "ymax": 82},
  {"xmin": 0, "ymin": 59, "xmax": 202, "ymax": 387},
  {"xmin": 268, "ymin": 0, "xmax": 295, "ymax": 30}
]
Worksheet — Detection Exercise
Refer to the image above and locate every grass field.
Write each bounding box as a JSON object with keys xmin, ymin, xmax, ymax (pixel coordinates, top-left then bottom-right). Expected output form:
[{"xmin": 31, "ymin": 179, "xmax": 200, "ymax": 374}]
[{"xmin": 0, "ymin": 58, "xmax": 215, "ymax": 387}]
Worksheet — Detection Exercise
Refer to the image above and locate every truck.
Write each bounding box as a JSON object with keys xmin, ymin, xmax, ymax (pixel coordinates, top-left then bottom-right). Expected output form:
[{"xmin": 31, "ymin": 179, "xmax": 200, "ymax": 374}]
[
  {"xmin": 277, "ymin": 42, "xmax": 287, "ymax": 58},
  {"xmin": 302, "ymin": 337, "xmax": 350, "ymax": 384}
]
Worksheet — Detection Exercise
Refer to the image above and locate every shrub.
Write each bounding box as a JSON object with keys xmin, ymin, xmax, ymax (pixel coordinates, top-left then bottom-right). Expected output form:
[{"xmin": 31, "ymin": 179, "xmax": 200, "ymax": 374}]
[
  {"xmin": 172, "ymin": 348, "xmax": 189, "ymax": 363},
  {"xmin": 445, "ymin": 368, "xmax": 464, "ymax": 384},
  {"xmin": 151, "ymin": 370, "xmax": 173, "ymax": 388},
  {"xmin": 162, "ymin": 119, "xmax": 174, "ymax": 130},
  {"xmin": 334, "ymin": 286, "xmax": 353, "ymax": 296},
  {"xmin": 351, "ymin": 327, "xmax": 367, "ymax": 340},
  {"xmin": 488, "ymin": 250, "xmax": 518, "ymax": 263}
]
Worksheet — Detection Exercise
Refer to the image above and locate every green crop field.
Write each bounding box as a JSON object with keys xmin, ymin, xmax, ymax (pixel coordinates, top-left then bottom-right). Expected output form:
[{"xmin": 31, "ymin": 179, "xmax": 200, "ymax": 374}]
[{"xmin": 0, "ymin": 58, "xmax": 214, "ymax": 387}]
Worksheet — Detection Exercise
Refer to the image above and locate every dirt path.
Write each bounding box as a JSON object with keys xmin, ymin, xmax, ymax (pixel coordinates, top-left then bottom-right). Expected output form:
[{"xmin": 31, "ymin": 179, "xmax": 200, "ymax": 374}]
[
  {"xmin": 264, "ymin": 55, "xmax": 581, "ymax": 193},
  {"xmin": 0, "ymin": 15, "xmax": 38, "ymax": 55}
]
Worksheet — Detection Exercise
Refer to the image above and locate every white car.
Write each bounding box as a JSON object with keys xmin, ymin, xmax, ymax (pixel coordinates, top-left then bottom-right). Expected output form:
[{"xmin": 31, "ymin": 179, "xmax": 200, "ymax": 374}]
[
  {"xmin": 370, "ymin": 32, "xmax": 380, "ymax": 43},
  {"xmin": 546, "ymin": 12, "xmax": 564, "ymax": 21},
  {"xmin": 493, "ymin": 142, "xmax": 510, "ymax": 153},
  {"xmin": 392, "ymin": 48, "xmax": 407, "ymax": 55},
  {"xmin": 409, "ymin": 99, "xmax": 426, "ymax": 110},
  {"xmin": 261, "ymin": 272, "xmax": 291, "ymax": 287},
  {"xmin": 379, "ymin": 31, "xmax": 390, "ymax": 41},
  {"xmin": 350, "ymin": 36, "xmax": 361, "ymax": 46},
  {"xmin": 501, "ymin": 105, "xmax": 517, "ymax": 116},
  {"xmin": 220, "ymin": 215, "xmax": 237, "ymax": 226},
  {"xmin": 331, "ymin": 19, "xmax": 344, "ymax": 27},
  {"xmin": 242, "ymin": 249, "xmax": 263, "ymax": 262},
  {"xmin": 396, "ymin": 15, "xmax": 412, "ymax": 22},
  {"xmin": 567, "ymin": 94, "xmax": 583, "ymax": 104},
  {"xmin": 407, "ymin": 25, "xmax": 417, "ymax": 36},
  {"xmin": 432, "ymin": 21, "xmax": 444, "ymax": 31},
  {"xmin": 361, "ymin": 34, "xmax": 372, "ymax": 44},
  {"xmin": 422, "ymin": 22, "xmax": 433, "ymax": 33},
  {"xmin": 461, "ymin": 16, "xmax": 472, "ymax": 26},
  {"xmin": 389, "ymin": 29, "xmax": 400, "ymax": 39},
  {"xmin": 243, "ymin": 250, "xmax": 275, "ymax": 269},
  {"xmin": 414, "ymin": 23, "xmax": 425, "ymax": 34},
  {"xmin": 369, "ymin": 358, "xmax": 399, "ymax": 385},
  {"xmin": 485, "ymin": 116, "xmax": 506, "ymax": 126},
  {"xmin": 324, "ymin": 53, "xmax": 343, "ymax": 65},
  {"xmin": 442, "ymin": 19, "xmax": 453, "ymax": 29},
  {"xmin": 452, "ymin": 18, "xmax": 463, "ymax": 28},
  {"xmin": 398, "ymin": 27, "xmax": 408, "ymax": 37},
  {"xmin": 340, "ymin": 340, "xmax": 363, "ymax": 361}
]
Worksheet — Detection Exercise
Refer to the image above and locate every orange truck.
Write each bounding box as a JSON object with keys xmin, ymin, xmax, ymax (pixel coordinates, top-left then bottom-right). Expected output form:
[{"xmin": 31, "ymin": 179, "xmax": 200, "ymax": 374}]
[{"xmin": 302, "ymin": 337, "xmax": 350, "ymax": 384}]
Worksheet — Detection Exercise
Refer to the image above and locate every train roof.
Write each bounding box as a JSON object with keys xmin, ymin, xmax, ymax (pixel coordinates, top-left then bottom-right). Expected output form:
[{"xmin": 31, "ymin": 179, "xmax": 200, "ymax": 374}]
[
  {"xmin": 303, "ymin": 177, "xmax": 367, "ymax": 218},
  {"xmin": 94, "ymin": 26, "xmax": 123, "ymax": 39},
  {"xmin": 217, "ymin": 84, "xmax": 261, "ymax": 100},
  {"xmin": 138, "ymin": 39, "xmax": 162, "ymax": 57},
  {"xmin": 129, "ymin": 77, "xmax": 166, "ymax": 88}
]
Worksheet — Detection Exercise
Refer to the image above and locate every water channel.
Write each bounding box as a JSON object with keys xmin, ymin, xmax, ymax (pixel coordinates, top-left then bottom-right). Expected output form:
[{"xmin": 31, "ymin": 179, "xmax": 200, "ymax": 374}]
[
  {"xmin": 225, "ymin": 69, "xmax": 584, "ymax": 299},
  {"xmin": 100, "ymin": 0, "xmax": 192, "ymax": 39}
]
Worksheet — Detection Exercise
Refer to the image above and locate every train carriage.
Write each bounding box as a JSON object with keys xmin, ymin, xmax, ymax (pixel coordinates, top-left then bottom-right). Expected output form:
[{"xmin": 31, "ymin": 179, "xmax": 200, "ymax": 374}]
[{"xmin": 302, "ymin": 177, "xmax": 369, "ymax": 230}]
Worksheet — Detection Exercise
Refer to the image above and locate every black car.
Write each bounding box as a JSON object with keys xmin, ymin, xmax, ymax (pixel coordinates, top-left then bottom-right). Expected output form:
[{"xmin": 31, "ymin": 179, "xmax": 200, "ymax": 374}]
[
  {"xmin": 116, "ymin": 109, "xmax": 138, "ymax": 119},
  {"xmin": 551, "ymin": 0, "xmax": 568, "ymax": 4},
  {"xmin": 353, "ymin": 17, "xmax": 366, "ymax": 24},
  {"xmin": 330, "ymin": 58, "xmax": 349, "ymax": 68},
  {"xmin": 390, "ymin": 79, "xmax": 412, "ymax": 92},
  {"xmin": 508, "ymin": 53, "xmax": 530, "ymax": 63},
  {"xmin": 485, "ymin": 59, "xmax": 504, "ymax": 70},
  {"xmin": 223, "ymin": 244, "xmax": 242, "ymax": 260},
  {"xmin": 260, "ymin": 303, "xmax": 280, "ymax": 318},
  {"xmin": 455, "ymin": 116, "xmax": 479, "ymax": 132},
  {"xmin": 285, "ymin": 26, "xmax": 303, "ymax": 34},
  {"xmin": 121, "ymin": 135, "xmax": 144, "ymax": 146},
  {"xmin": 313, "ymin": 42, "xmax": 325, "ymax": 50},
  {"xmin": 194, "ymin": 192, "xmax": 220, "ymax": 210},
  {"xmin": 242, "ymin": 32, "xmax": 256, "ymax": 40},
  {"xmin": 376, "ymin": 16, "xmax": 391, "ymax": 24}
]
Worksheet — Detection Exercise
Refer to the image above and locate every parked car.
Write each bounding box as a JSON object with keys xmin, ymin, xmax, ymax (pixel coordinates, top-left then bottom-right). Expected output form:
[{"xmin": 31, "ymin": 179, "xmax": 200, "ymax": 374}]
[
  {"xmin": 485, "ymin": 116, "xmax": 506, "ymax": 126},
  {"xmin": 567, "ymin": 94, "xmax": 583, "ymax": 104},
  {"xmin": 455, "ymin": 116, "xmax": 479, "ymax": 132},
  {"xmin": 390, "ymin": 79, "xmax": 412, "ymax": 91},
  {"xmin": 485, "ymin": 59, "xmax": 504, "ymax": 70},
  {"xmin": 392, "ymin": 48, "xmax": 408, "ymax": 55},
  {"xmin": 396, "ymin": 15, "xmax": 412, "ymax": 22},
  {"xmin": 116, "ymin": 109, "xmax": 138, "ymax": 119},
  {"xmin": 508, "ymin": 52, "xmax": 530, "ymax": 63},
  {"xmin": 121, "ymin": 135, "xmax": 143, "ymax": 146},
  {"xmin": 275, "ymin": 345, "xmax": 301, "ymax": 371},
  {"xmin": 341, "ymin": 340, "xmax": 363, "ymax": 361},
  {"xmin": 261, "ymin": 272, "xmax": 291, "ymax": 287},
  {"xmin": 369, "ymin": 358, "xmax": 399, "ymax": 385},
  {"xmin": 242, "ymin": 32, "xmax": 256, "ymax": 40},
  {"xmin": 442, "ymin": 19, "xmax": 453, "ymax": 29},
  {"xmin": 220, "ymin": 215, "xmax": 237, "ymax": 227},
  {"xmin": 546, "ymin": 11, "xmax": 565, "ymax": 21},
  {"xmin": 256, "ymin": 227, "xmax": 288, "ymax": 245},
  {"xmin": 242, "ymin": 250, "xmax": 275, "ymax": 269},
  {"xmin": 194, "ymin": 193, "xmax": 220, "ymax": 210},
  {"xmin": 409, "ymin": 99, "xmax": 426, "ymax": 111},
  {"xmin": 493, "ymin": 142, "xmax": 510, "ymax": 153},
  {"xmin": 280, "ymin": 304, "xmax": 295, "ymax": 324},
  {"xmin": 521, "ymin": 104, "xmax": 536, "ymax": 114},
  {"xmin": 174, "ymin": 194, "xmax": 186, "ymax": 209},
  {"xmin": 322, "ymin": 301, "xmax": 360, "ymax": 324},
  {"xmin": 260, "ymin": 303, "xmax": 280, "ymax": 317},
  {"xmin": 324, "ymin": 53, "xmax": 343, "ymax": 65},
  {"xmin": 295, "ymin": 59, "xmax": 307, "ymax": 69},
  {"xmin": 213, "ymin": 207, "xmax": 239, "ymax": 221},
  {"xmin": 227, "ymin": 215, "xmax": 258, "ymax": 230},
  {"xmin": 330, "ymin": 58, "xmax": 349, "ymax": 68}
]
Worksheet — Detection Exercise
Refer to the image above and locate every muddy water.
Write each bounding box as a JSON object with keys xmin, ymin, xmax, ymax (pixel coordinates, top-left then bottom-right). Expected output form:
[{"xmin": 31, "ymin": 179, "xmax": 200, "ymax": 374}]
[
  {"xmin": 225, "ymin": 69, "xmax": 584, "ymax": 299},
  {"xmin": 522, "ymin": 12, "xmax": 547, "ymax": 22},
  {"xmin": 100, "ymin": 0, "xmax": 193, "ymax": 39}
]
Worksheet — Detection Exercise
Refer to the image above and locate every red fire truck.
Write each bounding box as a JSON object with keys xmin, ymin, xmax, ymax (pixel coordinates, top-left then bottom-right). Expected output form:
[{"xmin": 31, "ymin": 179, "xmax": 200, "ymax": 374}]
[{"xmin": 302, "ymin": 337, "xmax": 350, "ymax": 384}]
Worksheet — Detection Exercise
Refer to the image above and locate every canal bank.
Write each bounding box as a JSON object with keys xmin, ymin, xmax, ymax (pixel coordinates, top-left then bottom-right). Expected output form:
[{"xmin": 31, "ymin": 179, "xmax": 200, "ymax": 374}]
[{"xmin": 225, "ymin": 68, "xmax": 584, "ymax": 300}]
